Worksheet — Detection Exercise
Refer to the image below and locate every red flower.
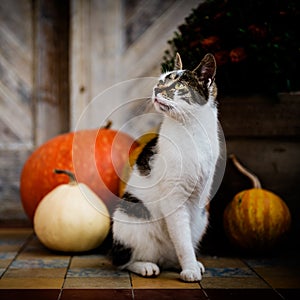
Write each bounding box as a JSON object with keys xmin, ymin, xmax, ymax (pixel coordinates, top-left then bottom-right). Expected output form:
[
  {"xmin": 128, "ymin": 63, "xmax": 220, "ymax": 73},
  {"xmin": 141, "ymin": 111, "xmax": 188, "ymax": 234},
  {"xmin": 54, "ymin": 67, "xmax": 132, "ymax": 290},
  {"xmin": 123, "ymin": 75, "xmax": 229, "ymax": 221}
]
[
  {"xmin": 200, "ymin": 36, "xmax": 220, "ymax": 50},
  {"xmin": 229, "ymin": 47, "xmax": 247, "ymax": 63},
  {"xmin": 214, "ymin": 50, "xmax": 230, "ymax": 66}
]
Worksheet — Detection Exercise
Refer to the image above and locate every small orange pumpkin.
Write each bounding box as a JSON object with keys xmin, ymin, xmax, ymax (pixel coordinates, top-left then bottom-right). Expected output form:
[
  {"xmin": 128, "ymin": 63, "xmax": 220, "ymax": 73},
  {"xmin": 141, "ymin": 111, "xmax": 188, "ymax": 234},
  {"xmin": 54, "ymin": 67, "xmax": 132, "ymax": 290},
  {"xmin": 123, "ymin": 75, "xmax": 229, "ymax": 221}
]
[{"xmin": 223, "ymin": 154, "xmax": 291, "ymax": 251}]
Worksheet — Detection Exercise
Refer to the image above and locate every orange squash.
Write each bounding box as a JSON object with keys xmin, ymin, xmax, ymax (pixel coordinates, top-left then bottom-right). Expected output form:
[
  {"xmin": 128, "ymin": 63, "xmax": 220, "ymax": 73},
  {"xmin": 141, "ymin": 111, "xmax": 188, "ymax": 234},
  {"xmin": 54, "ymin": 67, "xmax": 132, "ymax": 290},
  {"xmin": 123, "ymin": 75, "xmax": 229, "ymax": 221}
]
[
  {"xmin": 20, "ymin": 121, "xmax": 139, "ymax": 221},
  {"xmin": 223, "ymin": 154, "xmax": 291, "ymax": 251}
]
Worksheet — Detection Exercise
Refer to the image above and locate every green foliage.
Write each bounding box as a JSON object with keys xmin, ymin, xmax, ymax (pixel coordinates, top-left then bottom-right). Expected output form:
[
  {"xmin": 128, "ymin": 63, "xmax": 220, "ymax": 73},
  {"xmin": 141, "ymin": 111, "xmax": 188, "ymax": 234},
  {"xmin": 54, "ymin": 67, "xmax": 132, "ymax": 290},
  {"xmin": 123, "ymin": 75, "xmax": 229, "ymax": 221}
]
[{"xmin": 162, "ymin": 0, "xmax": 300, "ymax": 97}]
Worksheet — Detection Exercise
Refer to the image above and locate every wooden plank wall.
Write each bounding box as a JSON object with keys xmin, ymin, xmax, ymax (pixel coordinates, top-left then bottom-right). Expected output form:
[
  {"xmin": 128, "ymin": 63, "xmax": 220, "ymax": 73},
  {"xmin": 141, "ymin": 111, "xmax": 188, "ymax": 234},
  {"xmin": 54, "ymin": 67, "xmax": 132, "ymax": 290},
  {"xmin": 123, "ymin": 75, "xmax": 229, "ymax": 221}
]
[
  {"xmin": 34, "ymin": 0, "xmax": 70, "ymax": 145},
  {"xmin": 0, "ymin": 0, "xmax": 69, "ymax": 225},
  {"xmin": 0, "ymin": 0, "xmax": 34, "ymax": 224},
  {"xmin": 70, "ymin": 0, "xmax": 201, "ymax": 131}
]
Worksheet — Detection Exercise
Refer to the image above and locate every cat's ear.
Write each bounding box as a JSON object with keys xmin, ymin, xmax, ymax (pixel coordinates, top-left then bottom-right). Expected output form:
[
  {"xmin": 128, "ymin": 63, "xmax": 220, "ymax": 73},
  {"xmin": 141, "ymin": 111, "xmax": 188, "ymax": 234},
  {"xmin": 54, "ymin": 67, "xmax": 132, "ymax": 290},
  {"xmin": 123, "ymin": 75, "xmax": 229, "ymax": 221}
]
[
  {"xmin": 193, "ymin": 53, "xmax": 216, "ymax": 87},
  {"xmin": 174, "ymin": 52, "xmax": 183, "ymax": 70}
]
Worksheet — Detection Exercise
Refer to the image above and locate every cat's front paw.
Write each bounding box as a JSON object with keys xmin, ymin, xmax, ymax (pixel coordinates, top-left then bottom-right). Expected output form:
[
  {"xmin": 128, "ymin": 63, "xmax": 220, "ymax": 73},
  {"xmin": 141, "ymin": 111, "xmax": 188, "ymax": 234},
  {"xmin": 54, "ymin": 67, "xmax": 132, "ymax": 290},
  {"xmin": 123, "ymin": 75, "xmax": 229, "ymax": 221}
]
[
  {"xmin": 127, "ymin": 261, "xmax": 160, "ymax": 277},
  {"xmin": 140, "ymin": 262, "xmax": 160, "ymax": 277},
  {"xmin": 180, "ymin": 262, "xmax": 205, "ymax": 282}
]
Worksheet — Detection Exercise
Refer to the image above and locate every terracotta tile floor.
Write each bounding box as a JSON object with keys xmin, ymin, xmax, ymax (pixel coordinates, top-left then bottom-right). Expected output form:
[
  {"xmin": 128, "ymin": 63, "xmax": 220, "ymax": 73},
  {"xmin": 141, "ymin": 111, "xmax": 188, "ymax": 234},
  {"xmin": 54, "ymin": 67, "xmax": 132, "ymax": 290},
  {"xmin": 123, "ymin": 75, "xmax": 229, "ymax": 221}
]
[{"xmin": 0, "ymin": 228, "xmax": 299, "ymax": 300}]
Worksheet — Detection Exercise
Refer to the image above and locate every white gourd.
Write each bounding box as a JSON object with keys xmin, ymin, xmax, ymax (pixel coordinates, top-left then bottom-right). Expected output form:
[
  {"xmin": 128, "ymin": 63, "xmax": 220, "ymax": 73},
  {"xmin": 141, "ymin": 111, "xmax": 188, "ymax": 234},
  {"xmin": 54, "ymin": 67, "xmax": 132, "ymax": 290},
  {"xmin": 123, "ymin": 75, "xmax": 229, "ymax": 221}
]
[{"xmin": 34, "ymin": 170, "xmax": 110, "ymax": 252}]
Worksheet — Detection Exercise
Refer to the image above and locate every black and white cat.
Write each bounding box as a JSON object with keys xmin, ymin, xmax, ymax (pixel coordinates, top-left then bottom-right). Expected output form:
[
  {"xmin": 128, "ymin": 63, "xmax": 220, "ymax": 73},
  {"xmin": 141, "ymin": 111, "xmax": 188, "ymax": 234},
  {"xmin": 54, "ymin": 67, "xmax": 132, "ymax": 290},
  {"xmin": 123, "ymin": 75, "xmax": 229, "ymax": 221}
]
[{"xmin": 112, "ymin": 53, "xmax": 220, "ymax": 282}]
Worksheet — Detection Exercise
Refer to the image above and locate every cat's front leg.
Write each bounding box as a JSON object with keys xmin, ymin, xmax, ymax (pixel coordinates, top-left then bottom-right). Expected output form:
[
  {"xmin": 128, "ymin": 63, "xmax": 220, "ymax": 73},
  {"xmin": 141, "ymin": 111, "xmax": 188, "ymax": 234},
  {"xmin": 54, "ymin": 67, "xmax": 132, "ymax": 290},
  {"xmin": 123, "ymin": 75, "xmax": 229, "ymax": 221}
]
[{"xmin": 164, "ymin": 207, "xmax": 204, "ymax": 282}]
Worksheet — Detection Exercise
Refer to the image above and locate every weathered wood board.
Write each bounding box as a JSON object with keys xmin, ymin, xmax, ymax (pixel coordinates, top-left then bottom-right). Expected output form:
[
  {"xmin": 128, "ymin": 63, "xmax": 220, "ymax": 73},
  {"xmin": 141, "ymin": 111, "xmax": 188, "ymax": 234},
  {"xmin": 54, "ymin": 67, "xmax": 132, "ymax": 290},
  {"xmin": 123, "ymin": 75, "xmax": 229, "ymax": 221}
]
[
  {"xmin": 0, "ymin": 0, "xmax": 69, "ymax": 225},
  {"xmin": 70, "ymin": 0, "xmax": 201, "ymax": 130},
  {"xmin": 0, "ymin": 0, "xmax": 34, "ymax": 225},
  {"xmin": 219, "ymin": 94, "xmax": 300, "ymax": 138},
  {"xmin": 34, "ymin": 0, "xmax": 70, "ymax": 145}
]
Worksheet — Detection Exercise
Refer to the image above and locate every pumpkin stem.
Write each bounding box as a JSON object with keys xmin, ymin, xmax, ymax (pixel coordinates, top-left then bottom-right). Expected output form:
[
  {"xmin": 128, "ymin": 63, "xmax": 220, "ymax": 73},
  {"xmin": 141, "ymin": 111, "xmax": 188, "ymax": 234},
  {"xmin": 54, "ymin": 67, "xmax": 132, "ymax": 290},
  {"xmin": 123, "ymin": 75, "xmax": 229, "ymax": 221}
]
[
  {"xmin": 229, "ymin": 154, "xmax": 262, "ymax": 189},
  {"xmin": 54, "ymin": 169, "xmax": 77, "ymax": 185},
  {"xmin": 103, "ymin": 120, "xmax": 112, "ymax": 129}
]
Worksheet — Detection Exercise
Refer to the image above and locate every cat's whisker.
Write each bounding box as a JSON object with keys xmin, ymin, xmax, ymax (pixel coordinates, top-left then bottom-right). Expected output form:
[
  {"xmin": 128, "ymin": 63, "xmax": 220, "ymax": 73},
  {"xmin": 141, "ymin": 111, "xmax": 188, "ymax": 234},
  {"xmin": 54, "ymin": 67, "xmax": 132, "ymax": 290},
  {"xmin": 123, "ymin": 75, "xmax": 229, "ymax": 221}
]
[
  {"xmin": 172, "ymin": 104, "xmax": 188, "ymax": 125},
  {"xmin": 127, "ymin": 98, "xmax": 156, "ymax": 123}
]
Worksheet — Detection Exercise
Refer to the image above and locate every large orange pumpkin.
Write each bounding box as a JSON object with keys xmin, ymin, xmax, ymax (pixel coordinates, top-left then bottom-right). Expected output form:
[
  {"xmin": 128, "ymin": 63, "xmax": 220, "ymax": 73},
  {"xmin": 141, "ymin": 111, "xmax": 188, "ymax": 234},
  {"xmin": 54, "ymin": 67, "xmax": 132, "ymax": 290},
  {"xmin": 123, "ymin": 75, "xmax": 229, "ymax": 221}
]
[
  {"xmin": 20, "ymin": 121, "xmax": 139, "ymax": 222},
  {"xmin": 223, "ymin": 154, "xmax": 291, "ymax": 251}
]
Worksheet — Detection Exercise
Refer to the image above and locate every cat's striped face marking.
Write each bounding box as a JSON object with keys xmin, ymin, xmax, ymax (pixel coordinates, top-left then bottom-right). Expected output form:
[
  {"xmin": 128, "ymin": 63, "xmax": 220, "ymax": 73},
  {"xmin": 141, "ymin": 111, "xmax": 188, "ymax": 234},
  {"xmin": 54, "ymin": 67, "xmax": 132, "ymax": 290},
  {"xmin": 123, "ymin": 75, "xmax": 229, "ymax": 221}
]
[
  {"xmin": 154, "ymin": 71, "xmax": 190, "ymax": 106},
  {"xmin": 152, "ymin": 53, "xmax": 217, "ymax": 118}
]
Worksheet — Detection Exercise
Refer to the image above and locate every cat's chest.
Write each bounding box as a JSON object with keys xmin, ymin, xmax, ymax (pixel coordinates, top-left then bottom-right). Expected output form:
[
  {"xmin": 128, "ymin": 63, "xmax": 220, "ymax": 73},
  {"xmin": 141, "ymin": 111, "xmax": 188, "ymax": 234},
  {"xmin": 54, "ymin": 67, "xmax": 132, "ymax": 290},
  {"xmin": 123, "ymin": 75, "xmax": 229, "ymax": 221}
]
[
  {"xmin": 160, "ymin": 117, "xmax": 214, "ymax": 151},
  {"xmin": 157, "ymin": 115, "xmax": 219, "ymax": 177},
  {"xmin": 157, "ymin": 121, "xmax": 213, "ymax": 176}
]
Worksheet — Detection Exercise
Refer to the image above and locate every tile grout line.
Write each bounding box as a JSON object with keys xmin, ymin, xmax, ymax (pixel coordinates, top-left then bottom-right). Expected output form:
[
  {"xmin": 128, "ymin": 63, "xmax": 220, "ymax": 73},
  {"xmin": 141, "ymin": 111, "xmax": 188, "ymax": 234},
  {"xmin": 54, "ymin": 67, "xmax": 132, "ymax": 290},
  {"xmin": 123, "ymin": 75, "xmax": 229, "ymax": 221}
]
[
  {"xmin": 199, "ymin": 281, "xmax": 210, "ymax": 299},
  {"xmin": 129, "ymin": 271, "xmax": 135, "ymax": 300},
  {"xmin": 0, "ymin": 231, "xmax": 35, "ymax": 280},
  {"xmin": 57, "ymin": 255, "xmax": 73, "ymax": 300},
  {"xmin": 241, "ymin": 258, "xmax": 285, "ymax": 300}
]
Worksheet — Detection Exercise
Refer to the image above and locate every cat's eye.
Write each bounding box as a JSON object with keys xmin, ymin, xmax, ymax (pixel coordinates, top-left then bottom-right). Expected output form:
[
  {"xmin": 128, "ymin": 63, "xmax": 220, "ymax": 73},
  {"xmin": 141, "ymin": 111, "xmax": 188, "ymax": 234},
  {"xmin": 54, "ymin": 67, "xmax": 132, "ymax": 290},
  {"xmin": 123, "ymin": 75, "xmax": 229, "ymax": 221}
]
[{"xmin": 175, "ymin": 82, "xmax": 184, "ymax": 89}]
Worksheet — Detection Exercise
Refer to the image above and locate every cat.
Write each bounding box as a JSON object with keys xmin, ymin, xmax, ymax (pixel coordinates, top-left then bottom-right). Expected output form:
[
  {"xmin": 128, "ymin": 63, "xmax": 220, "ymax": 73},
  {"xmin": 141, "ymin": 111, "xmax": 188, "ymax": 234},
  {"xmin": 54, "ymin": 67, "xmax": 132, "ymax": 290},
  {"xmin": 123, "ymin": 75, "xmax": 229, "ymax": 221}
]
[{"xmin": 111, "ymin": 53, "xmax": 220, "ymax": 282}]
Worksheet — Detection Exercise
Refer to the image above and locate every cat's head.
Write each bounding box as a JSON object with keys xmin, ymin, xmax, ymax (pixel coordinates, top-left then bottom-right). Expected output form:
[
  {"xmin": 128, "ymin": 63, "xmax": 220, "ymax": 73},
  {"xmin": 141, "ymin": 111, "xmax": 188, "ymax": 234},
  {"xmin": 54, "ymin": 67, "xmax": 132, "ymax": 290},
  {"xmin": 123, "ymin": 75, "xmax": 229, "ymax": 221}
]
[{"xmin": 152, "ymin": 53, "xmax": 217, "ymax": 119}]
